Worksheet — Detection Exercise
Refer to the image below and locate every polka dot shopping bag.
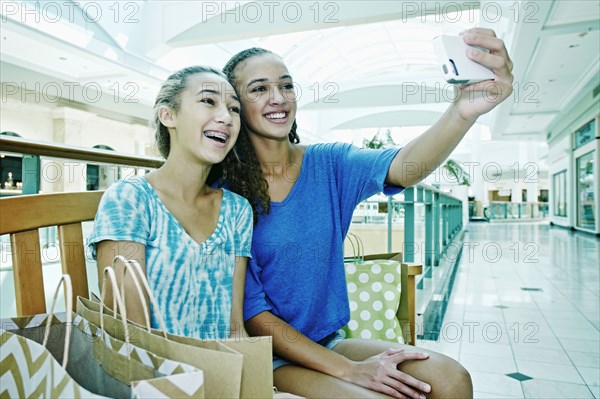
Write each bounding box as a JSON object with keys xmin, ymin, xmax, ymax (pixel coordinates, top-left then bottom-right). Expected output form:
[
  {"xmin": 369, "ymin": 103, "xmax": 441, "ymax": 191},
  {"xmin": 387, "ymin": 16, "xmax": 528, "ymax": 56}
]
[{"xmin": 342, "ymin": 233, "xmax": 405, "ymax": 344}]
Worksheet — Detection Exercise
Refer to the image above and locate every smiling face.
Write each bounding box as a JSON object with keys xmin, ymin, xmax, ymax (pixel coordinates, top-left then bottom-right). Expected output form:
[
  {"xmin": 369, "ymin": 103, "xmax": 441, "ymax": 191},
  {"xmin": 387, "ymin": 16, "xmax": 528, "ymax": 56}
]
[
  {"xmin": 161, "ymin": 72, "xmax": 241, "ymax": 165},
  {"xmin": 233, "ymin": 54, "xmax": 297, "ymax": 142}
]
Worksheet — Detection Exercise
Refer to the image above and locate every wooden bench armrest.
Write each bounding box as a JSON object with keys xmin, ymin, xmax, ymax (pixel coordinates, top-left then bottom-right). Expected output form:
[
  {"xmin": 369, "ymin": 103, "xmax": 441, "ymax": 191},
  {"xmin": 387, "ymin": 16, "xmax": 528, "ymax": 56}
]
[
  {"xmin": 404, "ymin": 262, "xmax": 423, "ymax": 276},
  {"xmin": 396, "ymin": 262, "xmax": 422, "ymax": 346}
]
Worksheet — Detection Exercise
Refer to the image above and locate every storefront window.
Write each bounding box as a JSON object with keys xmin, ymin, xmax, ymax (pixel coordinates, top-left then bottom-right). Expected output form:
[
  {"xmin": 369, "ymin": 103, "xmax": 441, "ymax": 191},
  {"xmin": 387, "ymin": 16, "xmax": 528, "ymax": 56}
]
[
  {"xmin": 553, "ymin": 170, "xmax": 567, "ymax": 217},
  {"xmin": 576, "ymin": 151, "xmax": 595, "ymax": 229}
]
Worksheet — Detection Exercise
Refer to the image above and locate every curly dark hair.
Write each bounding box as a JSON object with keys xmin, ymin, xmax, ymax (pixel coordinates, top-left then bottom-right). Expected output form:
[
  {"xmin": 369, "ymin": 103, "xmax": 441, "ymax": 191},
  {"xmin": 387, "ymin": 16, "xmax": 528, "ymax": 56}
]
[{"xmin": 221, "ymin": 48, "xmax": 300, "ymax": 224}]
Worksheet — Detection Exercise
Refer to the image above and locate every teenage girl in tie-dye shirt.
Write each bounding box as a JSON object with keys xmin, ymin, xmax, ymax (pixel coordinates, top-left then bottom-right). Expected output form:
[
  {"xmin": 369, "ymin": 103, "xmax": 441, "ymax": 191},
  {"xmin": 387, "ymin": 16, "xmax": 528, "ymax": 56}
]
[{"xmin": 89, "ymin": 66, "xmax": 252, "ymax": 340}]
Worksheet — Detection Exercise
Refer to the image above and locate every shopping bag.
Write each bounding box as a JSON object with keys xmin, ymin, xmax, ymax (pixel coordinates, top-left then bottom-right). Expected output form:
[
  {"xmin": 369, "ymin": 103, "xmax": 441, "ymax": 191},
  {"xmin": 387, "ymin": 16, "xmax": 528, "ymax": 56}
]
[
  {"xmin": 113, "ymin": 257, "xmax": 274, "ymax": 399},
  {"xmin": 342, "ymin": 233, "xmax": 405, "ymax": 344},
  {"xmin": 0, "ymin": 328, "xmax": 107, "ymax": 398},
  {"xmin": 79, "ymin": 257, "xmax": 245, "ymax": 398},
  {"xmin": 1, "ymin": 271, "xmax": 205, "ymax": 398},
  {"xmin": 0, "ymin": 275, "xmax": 106, "ymax": 398}
]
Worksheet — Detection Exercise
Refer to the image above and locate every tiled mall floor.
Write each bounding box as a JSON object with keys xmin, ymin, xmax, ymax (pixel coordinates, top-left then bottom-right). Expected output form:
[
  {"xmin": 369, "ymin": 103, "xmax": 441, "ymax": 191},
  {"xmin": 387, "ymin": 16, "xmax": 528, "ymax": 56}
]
[{"xmin": 419, "ymin": 222, "xmax": 600, "ymax": 399}]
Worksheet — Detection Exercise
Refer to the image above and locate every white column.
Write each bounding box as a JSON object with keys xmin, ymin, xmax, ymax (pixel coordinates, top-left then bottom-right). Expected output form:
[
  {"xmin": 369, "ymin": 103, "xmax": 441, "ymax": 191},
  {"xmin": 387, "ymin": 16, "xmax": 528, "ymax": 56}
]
[
  {"xmin": 43, "ymin": 108, "xmax": 94, "ymax": 193},
  {"xmin": 525, "ymin": 182, "xmax": 539, "ymax": 218},
  {"xmin": 469, "ymin": 125, "xmax": 486, "ymax": 216}
]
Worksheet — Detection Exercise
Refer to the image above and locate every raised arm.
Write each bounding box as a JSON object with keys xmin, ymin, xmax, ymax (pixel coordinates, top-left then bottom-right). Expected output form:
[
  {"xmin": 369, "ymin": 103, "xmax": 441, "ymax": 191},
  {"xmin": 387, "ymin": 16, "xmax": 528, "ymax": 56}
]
[
  {"xmin": 246, "ymin": 311, "xmax": 430, "ymax": 398},
  {"xmin": 96, "ymin": 240, "xmax": 149, "ymax": 326},
  {"xmin": 387, "ymin": 28, "xmax": 514, "ymax": 188}
]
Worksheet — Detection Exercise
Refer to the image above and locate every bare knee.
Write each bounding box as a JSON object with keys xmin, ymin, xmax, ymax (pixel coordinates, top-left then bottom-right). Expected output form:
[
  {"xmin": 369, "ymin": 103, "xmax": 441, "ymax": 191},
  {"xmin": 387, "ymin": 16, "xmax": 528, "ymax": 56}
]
[{"xmin": 425, "ymin": 354, "xmax": 472, "ymax": 399}]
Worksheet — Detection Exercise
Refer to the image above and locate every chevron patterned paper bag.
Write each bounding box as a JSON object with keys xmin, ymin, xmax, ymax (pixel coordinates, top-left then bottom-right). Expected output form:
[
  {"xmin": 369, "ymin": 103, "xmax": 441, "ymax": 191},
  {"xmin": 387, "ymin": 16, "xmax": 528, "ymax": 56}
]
[
  {"xmin": 0, "ymin": 328, "xmax": 107, "ymax": 398},
  {"xmin": 1, "ymin": 271, "xmax": 205, "ymax": 398},
  {"xmin": 1, "ymin": 313, "xmax": 206, "ymax": 398}
]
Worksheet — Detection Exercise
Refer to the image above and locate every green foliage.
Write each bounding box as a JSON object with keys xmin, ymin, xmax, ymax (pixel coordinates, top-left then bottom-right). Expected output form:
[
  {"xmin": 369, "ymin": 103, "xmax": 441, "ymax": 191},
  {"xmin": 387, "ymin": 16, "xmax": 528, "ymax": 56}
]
[
  {"xmin": 363, "ymin": 129, "xmax": 397, "ymax": 149},
  {"xmin": 443, "ymin": 159, "xmax": 470, "ymax": 185}
]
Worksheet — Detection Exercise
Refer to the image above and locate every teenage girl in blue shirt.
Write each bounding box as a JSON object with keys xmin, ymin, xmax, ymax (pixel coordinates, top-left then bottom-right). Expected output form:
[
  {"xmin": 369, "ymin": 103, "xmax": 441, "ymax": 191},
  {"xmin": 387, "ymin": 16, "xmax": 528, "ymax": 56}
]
[{"xmin": 221, "ymin": 28, "xmax": 514, "ymax": 398}]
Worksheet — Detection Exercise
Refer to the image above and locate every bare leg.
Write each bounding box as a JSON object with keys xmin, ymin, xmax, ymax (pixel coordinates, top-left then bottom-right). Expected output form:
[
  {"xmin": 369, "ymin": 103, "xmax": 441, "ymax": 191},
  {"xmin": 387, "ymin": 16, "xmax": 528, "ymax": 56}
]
[
  {"xmin": 333, "ymin": 339, "xmax": 473, "ymax": 399},
  {"xmin": 274, "ymin": 365, "xmax": 394, "ymax": 398}
]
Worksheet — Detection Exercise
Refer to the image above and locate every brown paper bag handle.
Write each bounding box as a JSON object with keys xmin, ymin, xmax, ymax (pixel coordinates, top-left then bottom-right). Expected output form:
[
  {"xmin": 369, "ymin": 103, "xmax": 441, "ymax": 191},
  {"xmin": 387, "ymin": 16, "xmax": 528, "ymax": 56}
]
[
  {"xmin": 42, "ymin": 274, "xmax": 73, "ymax": 368},
  {"xmin": 114, "ymin": 256, "xmax": 169, "ymax": 337},
  {"xmin": 111, "ymin": 256, "xmax": 151, "ymax": 331},
  {"xmin": 99, "ymin": 266, "xmax": 131, "ymax": 353}
]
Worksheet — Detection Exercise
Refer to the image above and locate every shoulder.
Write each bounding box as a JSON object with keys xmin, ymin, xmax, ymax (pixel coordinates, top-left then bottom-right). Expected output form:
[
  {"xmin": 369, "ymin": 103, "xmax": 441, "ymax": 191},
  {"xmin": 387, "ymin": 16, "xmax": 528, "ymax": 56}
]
[
  {"xmin": 308, "ymin": 142, "xmax": 353, "ymax": 155},
  {"xmin": 304, "ymin": 143, "xmax": 362, "ymax": 170},
  {"xmin": 304, "ymin": 142, "xmax": 355, "ymax": 164},
  {"xmin": 101, "ymin": 177, "xmax": 150, "ymax": 204},
  {"xmin": 222, "ymin": 188, "xmax": 252, "ymax": 212}
]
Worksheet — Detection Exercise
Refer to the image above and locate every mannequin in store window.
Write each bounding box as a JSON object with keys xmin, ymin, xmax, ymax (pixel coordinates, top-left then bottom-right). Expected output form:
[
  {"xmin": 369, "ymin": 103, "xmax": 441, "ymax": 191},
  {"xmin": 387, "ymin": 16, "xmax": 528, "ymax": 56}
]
[{"xmin": 219, "ymin": 28, "xmax": 514, "ymax": 398}]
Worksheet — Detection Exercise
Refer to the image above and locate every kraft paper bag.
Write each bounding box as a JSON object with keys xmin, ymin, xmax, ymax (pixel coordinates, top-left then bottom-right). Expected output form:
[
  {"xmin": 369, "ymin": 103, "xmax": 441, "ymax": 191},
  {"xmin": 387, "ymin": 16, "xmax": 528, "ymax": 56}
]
[
  {"xmin": 88, "ymin": 257, "xmax": 272, "ymax": 398},
  {"xmin": 88, "ymin": 255, "xmax": 272, "ymax": 398},
  {"xmin": 160, "ymin": 329, "xmax": 273, "ymax": 398},
  {"xmin": 77, "ymin": 296, "xmax": 244, "ymax": 399}
]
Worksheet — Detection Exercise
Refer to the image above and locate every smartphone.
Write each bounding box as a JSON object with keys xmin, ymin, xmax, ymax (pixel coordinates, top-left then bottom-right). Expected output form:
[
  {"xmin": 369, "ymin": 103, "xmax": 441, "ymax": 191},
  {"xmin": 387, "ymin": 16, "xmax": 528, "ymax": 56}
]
[{"xmin": 432, "ymin": 35, "xmax": 495, "ymax": 84}]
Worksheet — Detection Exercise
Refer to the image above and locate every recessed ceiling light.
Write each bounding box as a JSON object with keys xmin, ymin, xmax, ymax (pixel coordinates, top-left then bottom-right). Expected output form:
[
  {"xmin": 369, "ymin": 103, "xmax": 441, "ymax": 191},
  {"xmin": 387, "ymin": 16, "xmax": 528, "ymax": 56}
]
[
  {"xmin": 569, "ymin": 44, "xmax": 579, "ymax": 48},
  {"xmin": 59, "ymin": 57, "xmax": 67, "ymax": 61},
  {"xmin": 548, "ymin": 79, "xmax": 556, "ymax": 82}
]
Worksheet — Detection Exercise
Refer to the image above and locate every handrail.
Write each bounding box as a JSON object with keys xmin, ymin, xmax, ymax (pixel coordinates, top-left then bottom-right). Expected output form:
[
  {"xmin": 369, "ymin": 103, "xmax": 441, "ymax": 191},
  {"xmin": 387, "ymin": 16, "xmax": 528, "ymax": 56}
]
[{"xmin": 0, "ymin": 136, "xmax": 163, "ymax": 169}]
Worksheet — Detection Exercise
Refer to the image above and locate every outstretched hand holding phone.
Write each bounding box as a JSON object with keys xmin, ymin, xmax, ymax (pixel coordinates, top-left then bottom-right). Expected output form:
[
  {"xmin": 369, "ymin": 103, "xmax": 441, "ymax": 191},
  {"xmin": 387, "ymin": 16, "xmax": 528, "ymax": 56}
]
[
  {"xmin": 448, "ymin": 28, "xmax": 514, "ymax": 121},
  {"xmin": 433, "ymin": 34, "xmax": 495, "ymax": 84}
]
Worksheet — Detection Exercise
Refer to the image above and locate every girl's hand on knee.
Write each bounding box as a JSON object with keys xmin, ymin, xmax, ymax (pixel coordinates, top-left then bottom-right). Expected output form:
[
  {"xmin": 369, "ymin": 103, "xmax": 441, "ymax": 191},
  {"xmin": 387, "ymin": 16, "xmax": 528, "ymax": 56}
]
[{"xmin": 347, "ymin": 348, "xmax": 431, "ymax": 399}]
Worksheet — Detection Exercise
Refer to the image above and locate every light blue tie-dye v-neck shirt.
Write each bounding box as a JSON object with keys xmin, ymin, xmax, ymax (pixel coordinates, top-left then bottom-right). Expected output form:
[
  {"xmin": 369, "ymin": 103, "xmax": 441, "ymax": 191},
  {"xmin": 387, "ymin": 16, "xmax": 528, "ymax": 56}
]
[{"xmin": 88, "ymin": 176, "xmax": 253, "ymax": 339}]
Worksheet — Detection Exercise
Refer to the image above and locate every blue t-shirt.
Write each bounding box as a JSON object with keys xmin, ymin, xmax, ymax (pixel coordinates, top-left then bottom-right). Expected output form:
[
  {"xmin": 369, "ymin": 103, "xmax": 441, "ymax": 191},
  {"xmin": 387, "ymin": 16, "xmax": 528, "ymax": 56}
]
[
  {"xmin": 89, "ymin": 176, "xmax": 253, "ymax": 339},
  {"xmin": 244, "ymin": 143, "xmax": 401, "ymax": 342}
]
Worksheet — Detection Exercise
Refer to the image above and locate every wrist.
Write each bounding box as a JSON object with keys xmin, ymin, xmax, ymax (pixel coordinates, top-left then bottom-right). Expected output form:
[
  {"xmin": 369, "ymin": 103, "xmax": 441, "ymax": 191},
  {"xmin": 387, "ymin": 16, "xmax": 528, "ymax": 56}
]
[
  {"xmin": 448, "ymin": 103, "xmax": 478, "ymax": 126},
  {"xmin": 335, "ymin": 357, "xmax": 357, "ymax": 382}
]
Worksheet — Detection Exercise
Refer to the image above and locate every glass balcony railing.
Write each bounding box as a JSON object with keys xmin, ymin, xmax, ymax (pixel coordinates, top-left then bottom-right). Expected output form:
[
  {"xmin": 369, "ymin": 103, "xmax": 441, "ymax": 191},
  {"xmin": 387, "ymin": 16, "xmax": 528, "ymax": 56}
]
[
  {"xmin": 484, "ymin": 201, "xmax": 549, "ymax": 221},
  {"xmin": 349, "ymin": 186, "xmax": 464, "ymax": 283}
]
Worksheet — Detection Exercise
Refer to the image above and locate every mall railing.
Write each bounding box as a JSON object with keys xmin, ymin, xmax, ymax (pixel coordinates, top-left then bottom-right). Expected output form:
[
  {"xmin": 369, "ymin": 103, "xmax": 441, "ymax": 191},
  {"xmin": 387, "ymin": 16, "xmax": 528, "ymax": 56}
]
[
  {"xmin": 0, "ymin": 136, "xmax": 163, "ymax": 271},
  {"xmin": 0, "ymin": 135, "xmax": 162, "ymax": 195},
  {"xmin": 485, "ymin": 201, "xmax": 549, "ymax": 221},
  {"xmin": 351, "ymin": 185, "xmax": 464, "ymax": 340},
  {"xmin": 352, "ymin": 185, "xmax": 464, "ymax": 283}
]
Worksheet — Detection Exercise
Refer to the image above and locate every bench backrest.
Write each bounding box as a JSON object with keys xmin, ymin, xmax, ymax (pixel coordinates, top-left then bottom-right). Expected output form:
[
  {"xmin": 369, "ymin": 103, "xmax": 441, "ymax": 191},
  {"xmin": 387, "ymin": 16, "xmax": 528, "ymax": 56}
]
[{"xmin": 0, "ymin": 191, "xmax": 103, "ymax": 316}]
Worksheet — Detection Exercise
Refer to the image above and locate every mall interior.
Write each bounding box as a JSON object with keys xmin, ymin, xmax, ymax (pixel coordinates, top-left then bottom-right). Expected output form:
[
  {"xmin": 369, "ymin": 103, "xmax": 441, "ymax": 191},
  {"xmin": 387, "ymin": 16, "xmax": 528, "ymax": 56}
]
[{"xmin": 0, "ymin": 1, "xmax": 599, "ymax": 398}]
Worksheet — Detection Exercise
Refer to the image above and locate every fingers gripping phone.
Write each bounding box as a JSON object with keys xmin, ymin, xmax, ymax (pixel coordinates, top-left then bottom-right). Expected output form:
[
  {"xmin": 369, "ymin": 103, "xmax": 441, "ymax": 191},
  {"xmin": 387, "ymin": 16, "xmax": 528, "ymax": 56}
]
[{"xmin": 433, "ymin": 35, "xmax": 495, "ymax": 84}]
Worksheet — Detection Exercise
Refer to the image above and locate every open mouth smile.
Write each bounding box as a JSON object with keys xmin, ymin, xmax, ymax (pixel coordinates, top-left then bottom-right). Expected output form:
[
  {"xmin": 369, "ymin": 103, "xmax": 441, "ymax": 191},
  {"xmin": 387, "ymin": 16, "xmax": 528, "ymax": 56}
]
[
  {"xmin": 204, "ymin": 130, "xmax": 229, "ymax": 144},
  {"xmin": 264, "ymin": 112, "xmax": 289, "ymax": 124}
]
